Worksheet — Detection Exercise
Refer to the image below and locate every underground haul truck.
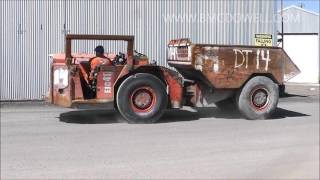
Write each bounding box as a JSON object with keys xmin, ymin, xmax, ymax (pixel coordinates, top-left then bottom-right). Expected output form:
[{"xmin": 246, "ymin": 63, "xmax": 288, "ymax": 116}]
[{"xmin": 48, "ymin": 34, "xmax": 300, "ymax": 123}]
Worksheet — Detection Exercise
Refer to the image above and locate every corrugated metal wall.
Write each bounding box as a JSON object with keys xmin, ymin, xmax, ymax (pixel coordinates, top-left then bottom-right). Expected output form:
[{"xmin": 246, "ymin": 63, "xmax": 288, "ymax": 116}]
[
  {"xmin": 1, "ymin": 0, "xmax": 277, "ymax": 100},
  {"xmin": 278, "ymin": 6, "xmax": 319, "ymax": 33}
]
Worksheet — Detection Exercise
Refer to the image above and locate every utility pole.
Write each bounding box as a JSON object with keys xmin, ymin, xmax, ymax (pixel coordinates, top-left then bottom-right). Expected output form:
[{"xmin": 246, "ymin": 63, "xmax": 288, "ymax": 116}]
[
  {"xmin": 281, "ymin": 0, "xmax": 284, "ymax": 49},
  {"xmin": 298, "ymin": 2, "xmax": 305, "ymax": 8}
]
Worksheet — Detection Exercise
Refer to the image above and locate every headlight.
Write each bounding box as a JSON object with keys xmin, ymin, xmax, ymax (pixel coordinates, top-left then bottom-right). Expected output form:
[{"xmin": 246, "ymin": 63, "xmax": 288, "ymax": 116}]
[
  {"xmin": 167, "ymin": 46, "xmax": 191, "ymax": 61},
  {"xmin": 53, "ymin": 67, "xmax": 69, "ymax": 89},
  {"xmin": 167, "ymin": 47, "xmax": 177, "ymax": 60}
]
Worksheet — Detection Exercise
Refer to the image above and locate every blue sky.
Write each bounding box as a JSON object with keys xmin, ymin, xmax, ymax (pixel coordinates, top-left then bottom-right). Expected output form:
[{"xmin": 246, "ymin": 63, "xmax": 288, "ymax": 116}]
[{"xmin": 281, "ymin": 0, "xmax": 320, "ymax": 13}]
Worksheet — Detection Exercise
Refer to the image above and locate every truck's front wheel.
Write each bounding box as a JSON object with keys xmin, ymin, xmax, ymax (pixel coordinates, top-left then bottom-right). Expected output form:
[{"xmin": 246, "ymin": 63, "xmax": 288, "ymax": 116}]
[
  {"xmin": 116, "ymin": 73, "xmax": 168, "ymax": 123},
  {"xmin": 236, "ymin": 76, "xmax": 279, "ymax": 120}
]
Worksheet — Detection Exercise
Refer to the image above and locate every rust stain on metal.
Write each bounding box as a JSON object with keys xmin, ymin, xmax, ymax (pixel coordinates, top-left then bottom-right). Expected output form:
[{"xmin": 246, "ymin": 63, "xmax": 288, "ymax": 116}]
[
  {"xmin": 168, "ymin": 39, "xmax": 300, "ymax": 89},
  {"xmin": 160, "ymin": 67, "xmax": 183, "ymax": 108}
]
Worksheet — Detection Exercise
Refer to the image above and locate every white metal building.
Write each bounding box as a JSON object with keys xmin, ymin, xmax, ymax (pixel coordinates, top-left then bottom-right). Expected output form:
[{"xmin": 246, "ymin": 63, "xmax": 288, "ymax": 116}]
[
  {"xmin": 1, "ymin": 0, "xmax": 277, "ymax": 100},
  {"xmin": 278, "ymin": 5, "xmax": 320, "ymax": 83}
]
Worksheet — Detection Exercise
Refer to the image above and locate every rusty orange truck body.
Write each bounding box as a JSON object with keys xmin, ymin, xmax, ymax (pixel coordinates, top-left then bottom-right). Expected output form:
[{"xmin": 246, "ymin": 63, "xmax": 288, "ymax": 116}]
[{"xmin": 48, "ymin": 34, "xmax": 300, "ymax": 123}]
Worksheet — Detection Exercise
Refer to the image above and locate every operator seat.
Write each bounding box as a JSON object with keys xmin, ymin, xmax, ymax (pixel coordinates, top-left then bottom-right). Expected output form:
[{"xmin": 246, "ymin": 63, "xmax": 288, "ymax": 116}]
[
  {"xmin": 88, "ymin": 56, "xmax": 112, "ymax": 79},
  {"xmin": 78, "ymin": 55, "xmax": 112, "ymax": 84},
  {"xmin": 78, "ymin": 61, "xmax": 90, "ymax": 84}
]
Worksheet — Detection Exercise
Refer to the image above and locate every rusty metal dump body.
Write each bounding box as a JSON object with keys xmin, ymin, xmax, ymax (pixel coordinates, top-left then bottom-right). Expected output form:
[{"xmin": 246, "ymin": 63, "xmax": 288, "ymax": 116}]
[{"xmin": 167, "ymin": 39, "xmax": 300, "ymax": 89}]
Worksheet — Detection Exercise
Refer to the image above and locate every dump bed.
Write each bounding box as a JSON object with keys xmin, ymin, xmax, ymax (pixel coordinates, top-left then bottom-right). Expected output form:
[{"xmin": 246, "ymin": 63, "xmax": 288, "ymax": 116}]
[{"xmin": 167, "ymin": 39, "xmax": 300, "ymax": 88}]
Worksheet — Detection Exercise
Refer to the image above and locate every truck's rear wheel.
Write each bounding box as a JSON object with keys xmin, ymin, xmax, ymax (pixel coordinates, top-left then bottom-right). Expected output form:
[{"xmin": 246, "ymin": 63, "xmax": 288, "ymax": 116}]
[
  {"xmin": 236, "ymin": 76, "xmax": 279, "ymax": 120},
  {"xmin": 116, "ymin": 73, "xmax": 168, "ymax": 123}
]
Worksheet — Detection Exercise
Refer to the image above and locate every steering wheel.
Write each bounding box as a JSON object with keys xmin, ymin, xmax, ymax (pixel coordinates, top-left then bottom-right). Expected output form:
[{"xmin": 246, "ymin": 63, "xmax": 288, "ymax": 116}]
[{"xmin": 112, "ymin": 52, "xmax": 127, "ymax": 65}]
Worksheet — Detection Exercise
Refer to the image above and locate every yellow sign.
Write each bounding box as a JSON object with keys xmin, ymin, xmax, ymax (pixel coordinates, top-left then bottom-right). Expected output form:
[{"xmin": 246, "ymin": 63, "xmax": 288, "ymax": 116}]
[{"xmin": 254, "ymin": 34, "xmax": 273, "ymax": 47}]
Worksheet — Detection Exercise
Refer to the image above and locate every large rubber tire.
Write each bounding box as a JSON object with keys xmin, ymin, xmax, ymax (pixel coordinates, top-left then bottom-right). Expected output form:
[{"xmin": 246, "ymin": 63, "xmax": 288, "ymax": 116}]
[
  {"xmin": 236, "ymin": 76, "xmax": 279, "ymax": 120},
  {"xmin": 116, "ymin": 73, "xmax": 168, "ymax": 123}
]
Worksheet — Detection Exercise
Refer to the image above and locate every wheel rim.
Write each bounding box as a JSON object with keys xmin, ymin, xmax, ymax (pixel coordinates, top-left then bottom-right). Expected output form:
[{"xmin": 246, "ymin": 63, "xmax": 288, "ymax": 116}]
[
  {"xmin": 130, "ymin": 86, "xmax": 156, "ymax": 113},
  {"xmin": 250, "ymin": 87, "xmax": 270, "ymax": 111}
]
